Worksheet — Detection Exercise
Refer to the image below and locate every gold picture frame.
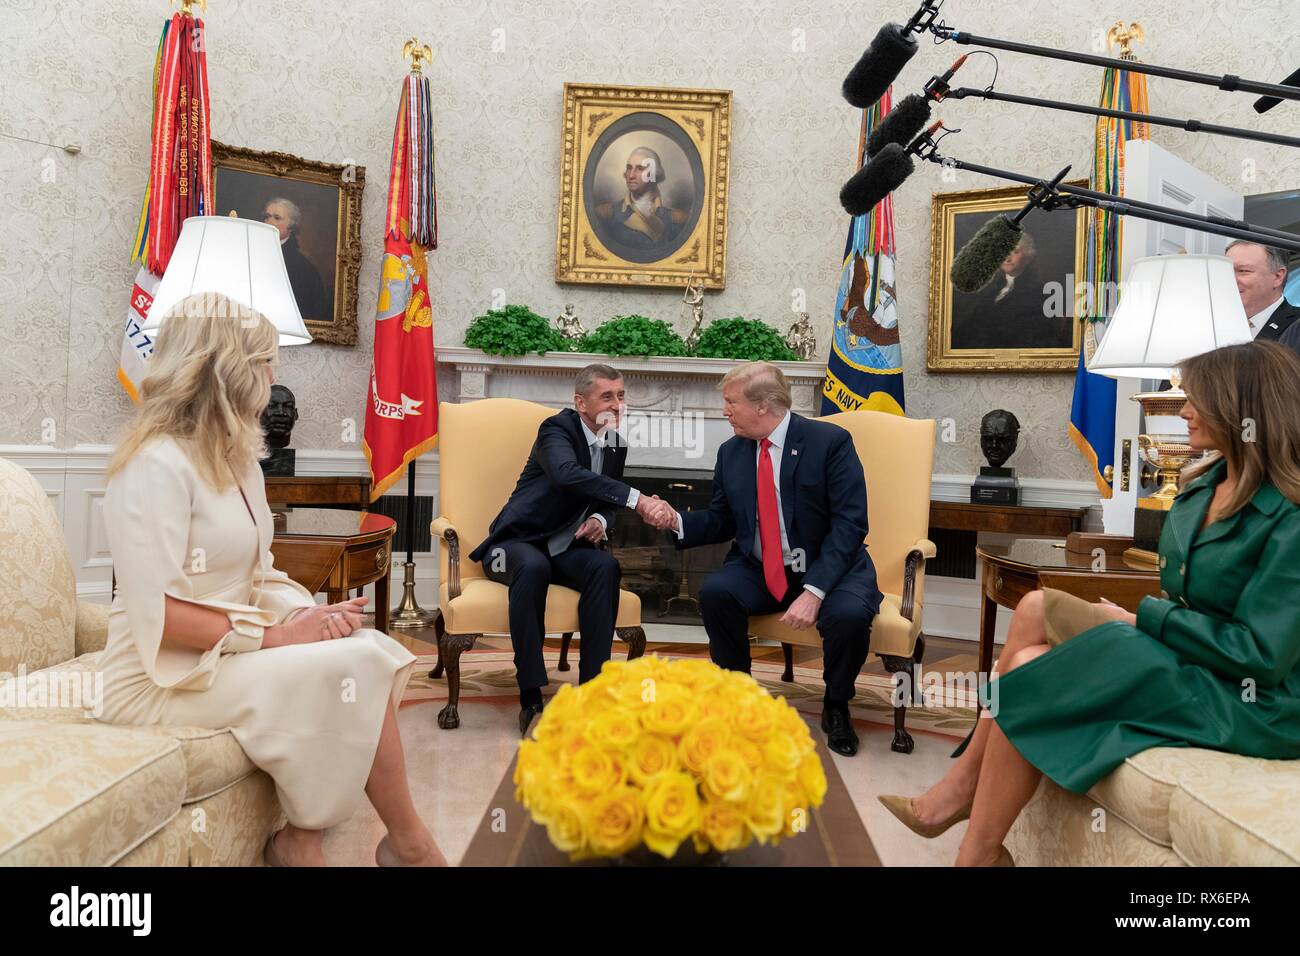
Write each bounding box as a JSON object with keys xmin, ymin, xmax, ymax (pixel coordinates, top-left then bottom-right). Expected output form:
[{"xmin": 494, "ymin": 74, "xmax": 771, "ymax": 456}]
[
  {"xmin": 555, "ymin": 83, "xmax": 732, "ymax": 289},
  {"xmin": 212, "ymin": 141, "xmax": 365, "ymax": 346},
  {"xmin": 927, "ymin": 180, "xmax": 1088, "ymax": 372}
]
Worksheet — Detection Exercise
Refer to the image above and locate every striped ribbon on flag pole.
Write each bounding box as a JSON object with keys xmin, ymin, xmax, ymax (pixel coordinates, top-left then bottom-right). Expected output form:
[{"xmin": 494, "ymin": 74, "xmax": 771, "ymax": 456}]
[
  {"xmin": 1068, "ymin": 50, "xmax": 1151, "ymax": 496},
  {"xmin": 119, "ymin": 11, "xmax": 214, "ymax": 400}
]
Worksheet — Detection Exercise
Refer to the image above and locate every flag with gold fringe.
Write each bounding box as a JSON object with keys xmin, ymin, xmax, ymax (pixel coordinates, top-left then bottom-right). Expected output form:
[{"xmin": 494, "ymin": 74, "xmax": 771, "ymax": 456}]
[
  {"xmin": 117, "ymin": 12, "xmax": 214, "ymax": 400},
  {"xmin": 821, "ymin": 88, "xmax": 905, "ymax": 416},
  {"xmin": 1069, "ymin": 47, "xmax": 1150, "ymax": 496},
  {"xmin": 363, "ymin": 70, "xmax": 440, "ymax": 500}
]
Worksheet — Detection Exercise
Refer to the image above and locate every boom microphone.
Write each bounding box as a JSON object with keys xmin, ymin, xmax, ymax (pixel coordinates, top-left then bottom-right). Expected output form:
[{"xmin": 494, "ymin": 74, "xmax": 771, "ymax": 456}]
[
  {"xmin": 949, "ymin": 216, "xmax": 1024, "ymax": 293},
  {"xmin": 866, "ymin": 55, "xmax": 969, "ymax": 157},
  {"xmin": 866, "ymin": 93, "xmax": 933, "ymax": 157},
  {"xmin": 1253, "ymin": 65, "xmax": 1300, "ymax": 114},
  {"xmin": 842, "ymin": 24, "xmax": 918, "ymax": 108},
  {"xmin": 950, "ymin": 165, "xmax": 1073, "ymax": 292},
  {"xmin": 840, "ymin": 121, "xmax": 942, "ymax": 217}
]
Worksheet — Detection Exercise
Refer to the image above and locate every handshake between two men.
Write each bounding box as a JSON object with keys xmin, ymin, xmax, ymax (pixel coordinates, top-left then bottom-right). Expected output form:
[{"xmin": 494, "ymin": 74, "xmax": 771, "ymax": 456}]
[
  {"xmin": 470, "ymin": 361, "xmax": 883, "ymax": 755},
  {"xmin": 572, "ymin": 494, "xmax": 675, "ymax": 543}
]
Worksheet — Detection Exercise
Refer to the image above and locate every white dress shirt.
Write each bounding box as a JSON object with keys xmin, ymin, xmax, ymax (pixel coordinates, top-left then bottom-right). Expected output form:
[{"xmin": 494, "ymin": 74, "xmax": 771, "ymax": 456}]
[
  {"xmin": 993, "ymin": 274, "xmax": 1016, "ymax": 303},
  {"xmin": 578, "ymin": 417, "xmax": 639, "ymax": 538},
  {"xmin": 674, "ymin": 410, "xmax": 824, "ymax": 600},
  {"xmin": 1247, "ymin": 296, "xmax": 1287, "ymax": 338}
]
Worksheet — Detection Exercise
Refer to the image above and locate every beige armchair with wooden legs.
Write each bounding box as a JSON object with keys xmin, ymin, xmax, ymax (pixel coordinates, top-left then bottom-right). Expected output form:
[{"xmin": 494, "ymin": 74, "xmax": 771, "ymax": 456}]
[
  {"xmin": 427, "ymin": 398, "xmax": 646, "ymax": 729},
  {"xmin": 747, "ymin": 410, "xmax": 937, "ymax": 754}
]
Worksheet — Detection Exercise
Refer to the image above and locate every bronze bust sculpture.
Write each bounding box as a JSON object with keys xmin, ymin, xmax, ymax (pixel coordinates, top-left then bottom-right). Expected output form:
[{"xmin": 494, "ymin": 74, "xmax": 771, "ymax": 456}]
[
  {"xmin": 972, "ymin": 409, "xmax": 1021, "ymax": 504},
  {"xmin": 260, "ymin": 384, "xmax": 299, "ymax": 476},
  {"xmin": 979, "ymin": 409, "xmax": 1020, "ymax": 468}
]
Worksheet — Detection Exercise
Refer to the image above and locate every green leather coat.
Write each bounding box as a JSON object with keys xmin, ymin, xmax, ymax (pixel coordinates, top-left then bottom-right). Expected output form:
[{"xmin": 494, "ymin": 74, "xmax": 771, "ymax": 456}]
[{"xmin": 989, "ymin": 457, "xmax": 1300, "ymax": 792}]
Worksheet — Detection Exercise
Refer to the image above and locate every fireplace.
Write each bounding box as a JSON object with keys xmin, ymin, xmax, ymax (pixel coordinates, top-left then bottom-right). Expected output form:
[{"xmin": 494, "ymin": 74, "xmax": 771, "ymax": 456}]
[{"xmin": 607, "ymin": 466, "xmax": 731, "ymax": 625}]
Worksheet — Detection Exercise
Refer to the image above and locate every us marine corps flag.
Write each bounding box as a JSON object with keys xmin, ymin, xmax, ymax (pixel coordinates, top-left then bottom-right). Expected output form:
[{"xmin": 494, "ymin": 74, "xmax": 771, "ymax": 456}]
[{"xmin": 362, "ymin": 63, "xmax": 440, "ymax": 500}]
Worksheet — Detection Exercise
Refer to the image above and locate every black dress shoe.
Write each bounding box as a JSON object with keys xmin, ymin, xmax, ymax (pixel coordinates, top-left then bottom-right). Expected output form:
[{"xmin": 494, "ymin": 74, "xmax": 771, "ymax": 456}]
[
  {"xmin": 519, "ymin": 703, "xmax": 545, "ymax": 737},
  {"xmin": 821, "ymin": 707, "xmax": 859, "ymax": 756}
]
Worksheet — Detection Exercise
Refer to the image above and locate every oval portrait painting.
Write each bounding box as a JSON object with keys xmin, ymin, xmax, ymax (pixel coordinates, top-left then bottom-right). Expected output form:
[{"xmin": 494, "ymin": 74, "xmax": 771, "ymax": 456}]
[{"xmin": 583, "ymin": 111, "xmax": 705, "ymax": 264}]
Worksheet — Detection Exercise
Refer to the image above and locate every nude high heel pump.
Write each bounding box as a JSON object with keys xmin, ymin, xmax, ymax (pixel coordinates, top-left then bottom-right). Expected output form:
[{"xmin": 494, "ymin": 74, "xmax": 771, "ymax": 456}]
[{"xmin": 878, "ymin": 794, "xmax": 971, "ymax": 838}]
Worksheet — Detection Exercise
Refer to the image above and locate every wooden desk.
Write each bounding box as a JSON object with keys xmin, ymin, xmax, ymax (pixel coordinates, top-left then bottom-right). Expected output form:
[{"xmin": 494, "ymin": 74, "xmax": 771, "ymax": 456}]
[
  {"xmin": 269, "ymin": 508, "xmax": 396, "ymax": 632},
  {"xmin": 975, "ymin": 537, "xmax": 1162, "ymax": 683},
  {"xmin": 264, "ymin": 475, "xmax": 372, "ymax": 508},
  {"xmin": 461, "ymin": 727, "xmax": 879, "ymax": 867}
]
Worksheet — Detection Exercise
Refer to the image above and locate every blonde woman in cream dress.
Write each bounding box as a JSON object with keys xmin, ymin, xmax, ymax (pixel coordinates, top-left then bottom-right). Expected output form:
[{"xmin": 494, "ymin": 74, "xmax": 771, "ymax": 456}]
[{"xmin": 99, "ymin": 293, "xmax": 445, "ymax": 867}]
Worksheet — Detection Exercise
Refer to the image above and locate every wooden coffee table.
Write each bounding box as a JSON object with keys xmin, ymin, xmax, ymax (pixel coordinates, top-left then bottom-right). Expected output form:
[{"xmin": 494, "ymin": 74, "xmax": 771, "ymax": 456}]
[
  {"xmin": 460, "ymin": 727, "xmax": 880, "ymax": 867},
  {"xmin": 976, "ymin": 536, "xmax": 1161, "ymax": 685},
  {"xmin": 269, "ymin": 508, "xmax": 397, "ymax": 632}
]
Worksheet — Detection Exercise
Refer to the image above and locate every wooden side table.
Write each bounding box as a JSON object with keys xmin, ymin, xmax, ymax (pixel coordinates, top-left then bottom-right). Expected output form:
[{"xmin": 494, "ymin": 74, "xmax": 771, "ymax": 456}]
[
  {"xmin": 929, "ymin": 500, "xmax": 1088, "ymax": 536},
  {"xmin": 264, "ymin": 475, "xmax": 372, "ymax": 508},
  {"xmin": 269, "ymin": 509, "xmax": 396, "ymax": 632},
  {"xmin": 975, "ymin": 537, "xmax": 1162, "ymax": 684}
]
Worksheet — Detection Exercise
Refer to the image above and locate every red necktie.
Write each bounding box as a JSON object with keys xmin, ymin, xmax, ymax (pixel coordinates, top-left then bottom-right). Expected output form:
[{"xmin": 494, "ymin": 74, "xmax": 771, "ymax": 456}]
[{"xmin": 757, "ymin": 438, "xmax": 787, "ymax": 601}]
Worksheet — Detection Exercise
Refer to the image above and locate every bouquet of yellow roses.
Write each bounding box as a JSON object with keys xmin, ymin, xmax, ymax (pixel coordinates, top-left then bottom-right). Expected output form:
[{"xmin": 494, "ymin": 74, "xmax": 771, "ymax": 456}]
[{"xmin": 514, "ymin": 655, "xmax": 828, "ymax": 860}]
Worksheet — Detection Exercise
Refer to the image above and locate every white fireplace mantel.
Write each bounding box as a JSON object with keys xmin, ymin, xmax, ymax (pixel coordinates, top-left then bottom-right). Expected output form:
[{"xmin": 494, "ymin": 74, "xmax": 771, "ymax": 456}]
[{"xmin": 435, "ymin": 346, "xmax": 828, "ymax": 469}]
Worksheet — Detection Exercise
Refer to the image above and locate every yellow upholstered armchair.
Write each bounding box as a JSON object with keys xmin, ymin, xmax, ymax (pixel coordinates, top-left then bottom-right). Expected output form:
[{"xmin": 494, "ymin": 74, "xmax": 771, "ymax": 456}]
[
  {"xmin": 748, "ymin": 410, "xmax": 936, "ymax": 754},
  {"xmin": 428, "ymin": 398, "xmax": 646, "ymax": 729}
]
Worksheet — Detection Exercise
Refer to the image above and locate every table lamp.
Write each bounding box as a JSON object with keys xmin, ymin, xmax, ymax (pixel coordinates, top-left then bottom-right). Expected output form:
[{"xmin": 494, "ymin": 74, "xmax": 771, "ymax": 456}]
[
  {"xmin": 141, "ymin": 215, "xmax": 314, "ymax": 345},
  {"xmin": 1088, "ymin": 253, "xmax": 1252, "ymax": 564}
]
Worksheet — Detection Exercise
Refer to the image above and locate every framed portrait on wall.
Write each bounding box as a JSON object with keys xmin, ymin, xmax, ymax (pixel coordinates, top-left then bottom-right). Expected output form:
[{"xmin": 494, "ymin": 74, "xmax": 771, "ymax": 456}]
[
  {"xmin": 555, "ymin": 83, "xmax": 732, "ymax": 289},
  {"xmin": 212, "ymin": 142, "xmax": 365, "ymax": 346},
  {"xmin": 927, "ymin": 180, "xmax": 1087, "ymax": 372}
]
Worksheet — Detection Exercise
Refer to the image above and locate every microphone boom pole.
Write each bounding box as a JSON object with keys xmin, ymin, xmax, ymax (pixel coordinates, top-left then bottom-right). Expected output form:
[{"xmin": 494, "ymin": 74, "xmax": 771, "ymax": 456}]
[
  {"xmin": 907, "ymin": 134, "xmax": 1300, "ymax": 253},
  {"xmin": 932, "ymin": 26, "xmax": 1300, "ymax": 103},
  {"xmin": 946, "ymin": 87, "xmax": 1300, "ymax": 151}
]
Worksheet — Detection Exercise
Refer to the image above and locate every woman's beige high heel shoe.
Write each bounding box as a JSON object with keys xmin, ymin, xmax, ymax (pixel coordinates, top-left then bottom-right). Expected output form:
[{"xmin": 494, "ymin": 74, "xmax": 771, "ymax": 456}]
[
  {"xmin": 878, "ymin": 794, "xmax": 971, "ymax": 838},
  {"xmin": 992, "ymin": 844, "xmax": 1015, "ymax": 867}
]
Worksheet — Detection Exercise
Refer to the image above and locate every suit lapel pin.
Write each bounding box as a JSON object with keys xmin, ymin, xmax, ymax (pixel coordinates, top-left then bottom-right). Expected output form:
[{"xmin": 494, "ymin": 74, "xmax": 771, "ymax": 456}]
[{"xmin": 791, "ymin": 449, "xmax": 798, "ymax": 456}]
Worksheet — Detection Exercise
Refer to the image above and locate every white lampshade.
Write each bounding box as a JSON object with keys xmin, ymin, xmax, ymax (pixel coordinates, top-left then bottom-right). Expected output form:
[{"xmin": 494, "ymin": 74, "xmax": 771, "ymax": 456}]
[
  {"xmin": 142, "ymin": 216, "xmax": 313, "ymax": 345},
  {"xmin": 1088, "ymin": 254, "xmax": 1251, "ymax": 379}
]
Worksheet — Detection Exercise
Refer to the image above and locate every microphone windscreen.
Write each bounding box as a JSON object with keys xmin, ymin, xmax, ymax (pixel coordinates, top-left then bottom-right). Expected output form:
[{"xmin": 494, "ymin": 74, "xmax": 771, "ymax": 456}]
[
  {"xmin": 1253, "ymin": 65, "xmax": 1300, "ymax": 114},
  {"xmin": 840, "ymin": 143, "xmax": 913, "ymax": 217},
  {"xmin": 842, "ymin": 24, "xmax": 918, "ymax": 109},
  {"xmin": 866, "ymin": 93, "xmax": 931, "ymax": 157},
  {"xmin": 950, "ymin": 216, "xmax": 1023, "ymax": 293}
]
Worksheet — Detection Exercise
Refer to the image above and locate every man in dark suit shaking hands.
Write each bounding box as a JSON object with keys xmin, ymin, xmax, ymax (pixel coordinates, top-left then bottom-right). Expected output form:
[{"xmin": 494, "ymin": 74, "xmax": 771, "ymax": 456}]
[
  {"xmin": 647, "ymin": 362, "xmax": 883, "ymax": 756},
  {"xmin": 470, "ymin": 364, "xmax": 675, "ymax": 734}
]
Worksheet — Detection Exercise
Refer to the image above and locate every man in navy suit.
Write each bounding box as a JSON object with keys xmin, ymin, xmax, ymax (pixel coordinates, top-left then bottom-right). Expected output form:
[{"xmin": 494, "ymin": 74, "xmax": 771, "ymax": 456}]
[
  {"xmin": 648, "ymin": 362, "xmax": 883, "ymax": 756},
  {"xmin": 469, "ymin": 364, "xmax": 674, "ymax": 734},
  {"xmin": 1226, "ymin": 241, "xmax": 1300, "ymax": 356}
]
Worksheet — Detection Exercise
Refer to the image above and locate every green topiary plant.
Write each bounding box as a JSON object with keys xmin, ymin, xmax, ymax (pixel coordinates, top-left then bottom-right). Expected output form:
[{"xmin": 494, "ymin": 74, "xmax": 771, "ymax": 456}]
[
  {"xmin": 464, "ymin": 304, "xmax": 569, "ymax": 356},
  {"xmin": 578, "ymin": 315, "xmax": 688, "ymax": 357},
  {"xmin": 690, "ymin": 316, "xmax": 798, "ymax": 361}
]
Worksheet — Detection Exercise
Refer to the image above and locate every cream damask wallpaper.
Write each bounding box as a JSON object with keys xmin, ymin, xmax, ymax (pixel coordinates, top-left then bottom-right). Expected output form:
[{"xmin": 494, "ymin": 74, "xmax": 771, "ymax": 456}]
[{"xmin": 1, "ymin": 0, "xmax": 1295, "ymax": 480}]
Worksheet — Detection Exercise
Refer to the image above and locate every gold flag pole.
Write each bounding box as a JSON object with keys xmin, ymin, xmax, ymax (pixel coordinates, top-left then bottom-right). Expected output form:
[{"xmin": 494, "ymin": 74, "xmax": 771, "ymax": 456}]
[
  {"xmin": 172, "ymin": 0, "xmax": 208, "ymax": 16},
  {"xmin": 388, "ymin": 38, "xmax": 440, "ymax": 631}
]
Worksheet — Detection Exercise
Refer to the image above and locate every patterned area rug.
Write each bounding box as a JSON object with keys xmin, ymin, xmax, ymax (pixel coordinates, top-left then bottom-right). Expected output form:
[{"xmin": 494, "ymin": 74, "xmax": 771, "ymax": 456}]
[{"xmin": 403, "ymin": 645, "xmax": 976, "ymax": 740}]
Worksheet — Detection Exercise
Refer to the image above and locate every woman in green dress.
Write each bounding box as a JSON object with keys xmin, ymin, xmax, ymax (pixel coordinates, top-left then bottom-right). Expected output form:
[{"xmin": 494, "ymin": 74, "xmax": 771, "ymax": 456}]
[{"xmin": 880, "ymin": 340, "xmax": 1300, "ymax": 865}]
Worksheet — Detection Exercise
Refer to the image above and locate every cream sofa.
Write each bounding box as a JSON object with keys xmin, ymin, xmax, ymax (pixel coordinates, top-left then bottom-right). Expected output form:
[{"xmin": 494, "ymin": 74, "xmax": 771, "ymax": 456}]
[
  {"xmin": 0, "ymin": 457, "xmax": 281, "ymax": 866},
  {"xmin": 1008, "ymin": 746, "xmax": 1300, "ymax": 866}
]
